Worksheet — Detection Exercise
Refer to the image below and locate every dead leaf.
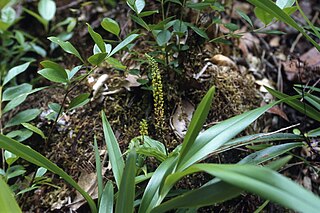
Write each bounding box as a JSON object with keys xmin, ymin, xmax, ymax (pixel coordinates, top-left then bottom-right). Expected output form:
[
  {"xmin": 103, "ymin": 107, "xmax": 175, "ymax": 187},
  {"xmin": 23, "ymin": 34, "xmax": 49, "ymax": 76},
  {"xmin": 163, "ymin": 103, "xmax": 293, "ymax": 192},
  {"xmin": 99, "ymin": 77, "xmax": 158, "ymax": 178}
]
[
  {"xmin": 211, "ymin": 54, "xmax": 237, "ymax": 68},
  {"xmin": 170, "ymin": 100, "xmax": 195, "ymax": 138}
]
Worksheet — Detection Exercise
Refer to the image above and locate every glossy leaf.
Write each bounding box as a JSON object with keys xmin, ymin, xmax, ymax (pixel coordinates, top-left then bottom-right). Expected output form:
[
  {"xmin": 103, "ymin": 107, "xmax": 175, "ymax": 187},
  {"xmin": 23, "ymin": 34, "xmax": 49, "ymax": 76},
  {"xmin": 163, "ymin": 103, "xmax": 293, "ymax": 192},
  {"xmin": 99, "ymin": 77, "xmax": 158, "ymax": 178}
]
[
  {"xmin": 156, "ymin": 30, "xmax": 171, "ymax": 46},
  {"xmin": 5, "ymin": 109, "xmax": 41, "ymax": 128},
  {"xmin": 101, "ymin": 111, "xmax": 124, "ymax": 188},
  {"xmin": 177, "ymin": 86, "xmax": 215, "ymax": 169},
  {"xmin": 87, "ymin": 23, "xmax": 106, "ymax": 52},
  {"xmin": 139, "ymin": 156, "xmax": 177, "ymax": 213},
  {"xmin": 101, "ymin": 18, "xmax": 120, "ymax": 36},
  {"xmin": 21, "ymin": 123, "xmax": 46, "ymax": 139},
  {"xmin": 115, "ymin": 150, "xmax": 136, "ymax": 213},
  {"xmin": 109, "ymin": 34, "xmax": 139, "ymax": 57},
  {"xmin": 3, "ymin": 62, "xmax": 30, "ymax": 86},
  {"xmin": 68, "ymin": 93, "xmax": 90, "ymax": 110},
  {"xmin": 177, "ymin": 101, "xmax": 280, "ymax": 171},
  {"xmin": 2, "ymin": 83, "xmax": 32, "ymax": 101},
  {"xmin": 38, "ymin": 0, "xmax": 56, "ymax": 21},
  {"xmin": 99, "ymin": 181, "xmax": 114, "ymax": 213},
  {"xmin": 48, "ymin": 37, "xmax": 84, "ymax": 63},
  {"xmin": 88, "ymin": 53, "xmax": 108, "ymax": 65},
  {"xmin": 38, "ymin": 68, "xmax": 68, "ymax": 83},
  {"xmin": 0, "ymin": 177, "xmax": 21, "ymax": 213}
]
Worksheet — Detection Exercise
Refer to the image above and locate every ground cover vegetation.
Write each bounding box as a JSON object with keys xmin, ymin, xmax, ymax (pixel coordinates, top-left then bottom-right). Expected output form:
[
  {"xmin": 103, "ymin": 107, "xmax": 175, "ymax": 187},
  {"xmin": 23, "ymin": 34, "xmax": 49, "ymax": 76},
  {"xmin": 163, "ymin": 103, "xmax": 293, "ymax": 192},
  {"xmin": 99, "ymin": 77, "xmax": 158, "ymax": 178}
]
[{"xmin": 0, "ymin": 0, "xmax": 320, "ymax": 212}]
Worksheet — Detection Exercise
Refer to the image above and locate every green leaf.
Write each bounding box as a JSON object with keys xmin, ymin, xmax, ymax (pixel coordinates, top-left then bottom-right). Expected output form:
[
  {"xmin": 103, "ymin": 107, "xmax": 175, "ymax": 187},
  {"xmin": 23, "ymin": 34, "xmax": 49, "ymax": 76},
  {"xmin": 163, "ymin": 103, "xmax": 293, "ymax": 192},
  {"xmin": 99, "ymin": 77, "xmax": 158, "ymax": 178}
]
[
  {"xmin": 5, "ymin": 109, "xmax": 41, "ymax": 128},
  {"xmin": 307, "ymin": 127, "xmax": 320, "ymax": 137},
  {"xmin": 99, "ymin": 181, "xmax": 114, "ymax": 213},
  {"xmin": 127, "ymin": 0, "xmax": 145, "ymax": 14},
  {"xmin": 87, "ymin": 23, "xmax": 106, "ymax": 52},
  {"xmin": 109, "ymin": 34, "xmax": 139, "ymax": 57},
  {"xmin": 0, "ymin": 134, "xmax": 97, "ymax": 213},
  {"xmin": 105, "ymin": 57, "xmax": 127, "ymax": 70},
  {"xmin": 94, "ymin": 136, "xmax": 103, "ymax": 205},
  {"xmin": 177, "ymin": 86, "xmax": 215, "ymax": 169},
  {"xmin": 41, "ymin": 60, "xmax": 66, "ymax": 74},
  {"xmin": 156, "ymin": 30, "xmax": 171, "ymax": 46},
  {"xmin": 236, "ymin": 10, "xmax": 253, "ymax": 27},
  {"xmin": 239, "ymin": 142, "xmax": 303, "ymax": 164},
  {"xmin": 101, "ymin": 111, "xmax": 124, "ymax": 188},
  {"xmin": 68, "ymin": 65, "xmax": 82, "ymax": 80},
  {"xmin": 6, "ymin": 129, "xmax": 33, "ymax": 142},
  {"xmin": 38, "ymin": 0, "xmax": 56, "ymax": 21},
  {"xmin": 68, "ymin": 93, "xmax": 90, "ymax": 111},
  {"xmin": 88, "ymin": 53, "xmax": 108, "ymax": 65},
  {"xmin": 276, "ymin": 0, "xmax": 295, "ymax": 9},
  {"xmin": 48, "ymin": 37, "xmax": 84, "ymax": 63},
  {"xmin": 224, "ymin": 23, "xmax": 239, "ymax": 32},
  {"xmin": 101, "ymin": 18, "xmax": 120, "ymax": 36},
  {"xmin": 139, "ymin": 157, "xmax": 177, "ymax": 213},
  {"xmin": 130, "ymin": 14, "xmax": 150, "ymax": 31},
  {"xmin": 185, "ymin": 23, "xmax": 209, "ymax": 39},
  {"xmin": 3, "ymin": 62, "xmax": 30, "ymax": 86},
  {"xmin": 2, "ymin": 83, "xmax": 32, "ymax": 101},
  {"xmin": 254, "ymin": 7, "xmax": 274, "ymax": 25},
  {"xmin": 115, "ymin": 150, "xmax": 136, "ymax": 213},
  {"xmin": 177, "ymin": 101, "xmax": 280, "ymax": 171},
  {"xmin": 4, "ymin": 150, "xmax": 19, "ymax": 166},
  {"xmin": 21, "ymin": 123, "xmax": 46, "ymax": 139},
  {"xmin": 266, "ymin": 86, "xmax": 320, "ymax": 122},
  {"xmin": 38, "ymin": 68, "xmax": 68, "ymax": 83},
  {"xmin": 3, "ymin": 87, "xmax": 46, "ymax": 114},
  {"xmin": 0, "ymin": 177, "xmax": 22, "ymax": 213}
]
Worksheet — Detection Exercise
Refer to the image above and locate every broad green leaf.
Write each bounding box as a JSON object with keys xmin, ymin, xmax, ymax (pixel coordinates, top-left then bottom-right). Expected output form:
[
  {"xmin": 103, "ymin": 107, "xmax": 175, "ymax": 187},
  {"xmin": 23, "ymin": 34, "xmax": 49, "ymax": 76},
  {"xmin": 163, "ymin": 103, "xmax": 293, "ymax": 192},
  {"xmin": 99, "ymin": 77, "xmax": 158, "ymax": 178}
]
[
  {"xmin": 88, "ymin": 53, "xmax": 108, "ymax": 65},
  {"xmin": 216, "ymin": 133, "xmax": 303, "ymax": 154},
  {"xmin": 105, "ymin": 57, "xmax": 126, "ymax": 70},
  {"xmin": 99, "ymin": 181, "xmax": 114, "ymax": 213},
  {"xmin": 68, "ymin": 65, "xmax": 82, "ymax": 80},
  {"xmin": 254, "ymin": 7, "xmax": 274, "ymax": 25},
  {"xmin": 35, "ymin": 167, "xmax": 47, "ymax": 177},
  {"xmin": 87, "ymin": 24, "xmax": 106, "ymax": 52},
  {"xmin": 239, "ymin": 142, "xmax": 303, "ymax": 164},
  {"xmin": 6, "ymin": 165, "xmax": 26, "ymax": 180},
  {"xmin": 177, "ymin": 164, "xmax": 320, "ymax": 213},
  {"xmin": 307, "ymin": 127, "xmax": 320, "ymax": 137},
  {"xmin": 101, "ymin": 18, "xmax": 120, "ymax": 36},
  {"xmin": 3, "ymin": 62, "xmax": 30, "ymax": 86},
  {"xmin": 38, "ymin": 0, "xmax": 56, "ymax": 21},
  {"xmin": 48, "ymin": 37, "xmax": 84, "ymax": 63},
  {"xmin": 185, "ymin": 23, "xmax": 209, "ymax": 39},
  {"xmin": 156, "ymin": 30, "xmax": 171, "ymax": 46},
  {"xmin": 2, "ymin": 83, "xmax": 32, "ymax": 101},
  {"xmin": 152, "ymin": 157, "xmax": 291, "ymax": 213},
  {"xmin": 21, "ymin": 123, "xmax": 46, "ymax": 139},
  {"xmin": 236, "ymin": 10, "xmax": 253, "ymax": 27},
  {"xmin": 177, "ymin": 101, "xmax": 280, "ymax": 171},
  {"xmin": 139, "ymin": 10, "xmax": 159, "ymax": 17},
  {"xmin": 101, "ymin": 111, "xmax": 124, "ymax": 188},
  {"xmin": 93, "ymin": 43, "xmax": 112, "ymax": 55},
  {"xmin": 5, "ymin": 109, "xmax": 41, "ymax": 128},
  {"xmin": 276, "ymin": 0, "xmax": 295, "ymax": 9},
  {"xmin": 1, "ymin": 6, "xmax": 15, "ymax": 27},
  {"xmin": 115, "ymin": 150, "xmax": 136, "ymax": 213},
  {"xmin": 3, "ymin": 87, "xmax": 46, "ymax": 114},
  {"xmin": 109, "ymin": 34, "xmax": 139, "ymax": 57},
  {"xmin": 224, "ymin": 23, "xmax": 239, "ymax": 32},
  {"xmin": 38, "ymin": 68, "xmax": 68, "ymax": 83},
  {"xmin": 94, "ymin": 136, "xmax": 103, "ymax": 204},
  {"xmin": 130, "ymin": 14, "xmax": 150, "ymax": 31},
  {"xmin": 139, "ymin": 157, "xmax": 177, "ymax": 213},
  {"xmin": 177, "ymin": 86, "xmax": 215, "ymax": 169},
  {"xmin": 0, "ymin": 134, "xmax": 97, "ymax": 213},
  {"xmin": 0, "ymin": 177, "xmax": 21, "ymax": 213},
  {"xmin": 266, "ymin": 86, "xmax": 320, "ymax": 122},
  {"xmin": 6, "ymin": 129, "xmax": 33, "ymax": 142},
  {"xmin": 127, "ymin": 0, "xmax": 145, "ymax": 14},
  {"xmin": 68, "ymin": 93, "xmax": 90, "ymax": 111},
  {"xmin": 40, "ymin": 60, "xmax": 66, "ymax": 74},
  {"xmin": 4, "ymin": 150, "xmax": 19, "ymax": 166}
]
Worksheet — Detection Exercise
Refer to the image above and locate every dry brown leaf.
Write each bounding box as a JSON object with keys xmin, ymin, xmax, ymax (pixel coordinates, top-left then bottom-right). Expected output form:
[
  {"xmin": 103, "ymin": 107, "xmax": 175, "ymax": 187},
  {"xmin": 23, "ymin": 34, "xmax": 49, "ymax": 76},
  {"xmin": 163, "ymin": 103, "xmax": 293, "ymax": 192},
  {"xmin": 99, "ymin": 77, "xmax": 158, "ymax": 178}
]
[{"xmin": 211, "ymin": 54, "xmax": 237, "ymax": 68}]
